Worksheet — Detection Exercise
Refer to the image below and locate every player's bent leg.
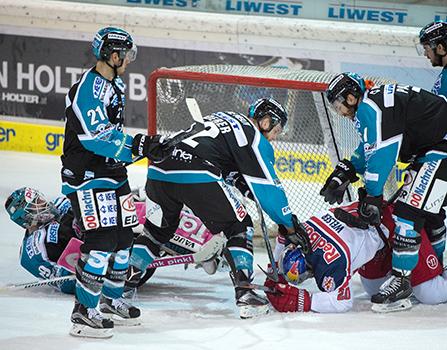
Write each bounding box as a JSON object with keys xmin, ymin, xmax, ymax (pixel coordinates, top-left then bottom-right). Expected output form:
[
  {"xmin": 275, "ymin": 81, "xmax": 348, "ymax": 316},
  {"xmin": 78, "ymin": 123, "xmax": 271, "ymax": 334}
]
[{"xmin": 226, "ymin": 228, "xmax": 269, "ymax": 319}]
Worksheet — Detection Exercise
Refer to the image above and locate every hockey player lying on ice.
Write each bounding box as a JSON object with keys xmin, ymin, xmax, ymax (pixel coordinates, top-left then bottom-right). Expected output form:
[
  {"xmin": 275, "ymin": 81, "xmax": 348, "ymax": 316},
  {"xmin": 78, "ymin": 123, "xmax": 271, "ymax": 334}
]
[
  {"xmin": 266, "ymin": 196, "xmax": 447, "ymax": 314},
  {"xmin": 4, "ymin": 187, "xmax": 222, "ymax": 294}
]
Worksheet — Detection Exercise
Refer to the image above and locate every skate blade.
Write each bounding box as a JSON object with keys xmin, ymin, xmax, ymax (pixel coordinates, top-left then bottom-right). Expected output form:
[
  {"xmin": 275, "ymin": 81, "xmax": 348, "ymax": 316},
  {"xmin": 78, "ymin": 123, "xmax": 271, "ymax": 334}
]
[
  {"xmin": 371, "ymin": 299, "xmax": 412, "ymax": 313},
  {"xmin": 69, "ymin": 324, "xmax": 113, "ymax": 339},
  {"xmin": 103, "ymin": 314, "xmax": 141, "ymax": 327},
  {"xmin": 239, "ymin": 304, "xmax": 270, "ymax": 319}
]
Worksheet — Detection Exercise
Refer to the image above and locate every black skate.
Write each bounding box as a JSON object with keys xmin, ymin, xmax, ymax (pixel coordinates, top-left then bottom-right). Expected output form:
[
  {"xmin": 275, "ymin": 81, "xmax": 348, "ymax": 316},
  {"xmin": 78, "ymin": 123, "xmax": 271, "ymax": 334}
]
[
  {"xmin": 69, "ymin": 301, "xmax": 114, "ymax": 338},
  {"xmin": 99, "ymin": 296, "xmax": 141, "ymax": 326},
  {"xmin": 235, "ymin": 287, "xmax": 270, "ymax": 319},
  {"xmin": 371, "ymin": 270, "xmax": 413, "ymax": 313}
]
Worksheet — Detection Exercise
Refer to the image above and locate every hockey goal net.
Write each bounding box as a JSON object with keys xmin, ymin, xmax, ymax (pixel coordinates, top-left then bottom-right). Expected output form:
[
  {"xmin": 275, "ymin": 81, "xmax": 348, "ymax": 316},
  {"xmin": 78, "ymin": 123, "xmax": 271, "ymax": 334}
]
[{"xmin": 147, "ymin": 65, "xmax": 397, "ymax": 227}]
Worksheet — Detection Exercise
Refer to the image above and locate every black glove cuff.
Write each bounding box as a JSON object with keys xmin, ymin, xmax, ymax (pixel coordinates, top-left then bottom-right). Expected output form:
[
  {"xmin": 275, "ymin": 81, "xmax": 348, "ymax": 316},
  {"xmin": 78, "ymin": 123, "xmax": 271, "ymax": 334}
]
[{"xmin": 337, "ymin": 159, "xmax": 359, "ymax": 183}]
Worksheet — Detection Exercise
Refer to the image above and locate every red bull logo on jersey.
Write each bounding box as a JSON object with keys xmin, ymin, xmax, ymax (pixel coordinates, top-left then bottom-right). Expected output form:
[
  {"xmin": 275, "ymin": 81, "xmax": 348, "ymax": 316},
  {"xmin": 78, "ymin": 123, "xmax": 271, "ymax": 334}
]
[{"xmin": 305, "ymin": 223, "xmax": 341, "ymax": 264}]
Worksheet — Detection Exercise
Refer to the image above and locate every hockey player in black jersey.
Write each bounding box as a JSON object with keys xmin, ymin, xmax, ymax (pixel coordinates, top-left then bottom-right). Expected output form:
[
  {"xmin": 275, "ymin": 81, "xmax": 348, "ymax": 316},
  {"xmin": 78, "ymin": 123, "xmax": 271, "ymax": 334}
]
[
  {"xmin": 61, "ymin": 27, "xmax": 172, "ymax": 338},
  {"xmin": 322, "ymin": 72, "xmax": 447, "ymax": 312},
  {"xmin": 126, "ymin": 98, "xmax": 310, "ymax": 319},
  {"xmin": 418, "ymin": 21, "xmax": 447, "ymax": 97}
]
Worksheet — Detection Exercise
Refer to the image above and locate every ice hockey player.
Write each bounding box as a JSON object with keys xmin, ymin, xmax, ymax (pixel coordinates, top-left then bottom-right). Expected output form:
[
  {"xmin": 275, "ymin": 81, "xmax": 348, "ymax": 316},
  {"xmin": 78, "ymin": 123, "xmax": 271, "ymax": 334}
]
[
  {"xmin": 419, "ymin": 21, "xmax": 447, "ymax": 97},
  {"xmin": 60, "ymin": 26, "xmax": 173, "ymax": 338},
  {"xmin": 265, "ymin": 199, "xmax": 447, "ymax": 313},
  {"xmin": 5, "ymin": 187, "xmax": 77, "ymax": 294},
  {"xmin": 125, "ymin": 98, "xmax": 310, "ymax": 319},
  {"xmin": 4, "ymin": 187, "xmax": 221, "ymax": 293},
  {"xmin": 322, "ymin": 72, "xmax": 447, "ymax": 312}
]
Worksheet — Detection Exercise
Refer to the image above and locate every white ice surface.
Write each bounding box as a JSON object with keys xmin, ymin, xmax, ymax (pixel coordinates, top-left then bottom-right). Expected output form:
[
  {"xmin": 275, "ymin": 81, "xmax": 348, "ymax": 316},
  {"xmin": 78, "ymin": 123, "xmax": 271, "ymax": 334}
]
[{"xmin": 1, "ymin": 151, "xmax": 447, "ymax": 350}]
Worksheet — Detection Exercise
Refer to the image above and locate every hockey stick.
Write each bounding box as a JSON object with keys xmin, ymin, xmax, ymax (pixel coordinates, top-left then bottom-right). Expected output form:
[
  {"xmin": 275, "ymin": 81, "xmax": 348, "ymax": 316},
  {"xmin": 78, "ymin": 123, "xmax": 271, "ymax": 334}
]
[
  {"xmin": 0, "ymin": 275, "xmax": 76, "ymax": 291},
  {"xmin": 2, "ymin": 234, "xmax": 226, "ymax": 291},
  {"xmin": 185, "ymin": 97, "xmax": 205, "ymax": 124},
  {"xmin": 255, "ymin": 201, "xmax": 280, "ymax": 282}
]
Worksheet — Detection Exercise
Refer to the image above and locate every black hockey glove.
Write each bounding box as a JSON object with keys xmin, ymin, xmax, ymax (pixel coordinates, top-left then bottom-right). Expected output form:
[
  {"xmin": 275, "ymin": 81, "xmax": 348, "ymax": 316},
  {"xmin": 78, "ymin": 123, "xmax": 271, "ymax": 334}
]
[
  {"xmin": 278, "ymin": 214, "xmax": 311, "ymax": 254},
  {"xmin": 132, "ymin": 134, "xmax": 173, "ymax": 162},
  {"xmin": 320, "ymin": 159, "xmax": 359, "ymax": 204},
  {"xmin": 357, "ymin": 187, "xmax": 383, "ymax": 226}
]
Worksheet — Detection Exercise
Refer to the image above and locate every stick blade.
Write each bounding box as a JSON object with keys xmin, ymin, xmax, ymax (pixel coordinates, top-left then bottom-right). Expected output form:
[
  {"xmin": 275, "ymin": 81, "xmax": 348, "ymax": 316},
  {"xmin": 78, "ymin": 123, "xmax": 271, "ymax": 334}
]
[{"xmin": 185, "ymin": 97, "xmax": 204, "ymax": 124}]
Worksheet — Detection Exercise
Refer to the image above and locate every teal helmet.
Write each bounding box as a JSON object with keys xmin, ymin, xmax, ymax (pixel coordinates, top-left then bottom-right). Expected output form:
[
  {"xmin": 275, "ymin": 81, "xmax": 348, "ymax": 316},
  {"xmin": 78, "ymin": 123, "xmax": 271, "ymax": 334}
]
[
  {"xmin": 92, "ymin": 27, "xmax": 137, "ymax": 62},
  {"xmin": 326, "ymin": 72, "xmax": 366, "ymax": 105},
  {"xmin": 5, "ymin": 187, "xmax": 59, "ymax": 229}
]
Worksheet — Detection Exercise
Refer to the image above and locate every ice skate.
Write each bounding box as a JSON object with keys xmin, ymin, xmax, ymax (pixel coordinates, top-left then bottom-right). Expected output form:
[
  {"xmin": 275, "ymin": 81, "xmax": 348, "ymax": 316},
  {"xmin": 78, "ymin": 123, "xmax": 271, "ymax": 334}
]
[
  {"xmin": 99, "ymin": 296, "xmax": 141, "ymax": 326},
  {"xmin": 235, "ymin": 287, "xmax": 270, "ymax": 319},
  {"xmin": 371, "ymin": 270, "xmax": 413, "ymax": 313},
  {"xmin": 69, "ymin": 301, "xmax": 114, "ymax": 338}
]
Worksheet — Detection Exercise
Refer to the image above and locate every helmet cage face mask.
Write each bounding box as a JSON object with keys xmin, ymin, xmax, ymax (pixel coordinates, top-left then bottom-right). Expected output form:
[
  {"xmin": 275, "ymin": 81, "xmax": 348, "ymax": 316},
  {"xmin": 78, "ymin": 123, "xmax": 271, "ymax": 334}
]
[{"xmin": 6, "ymin": 188, "xmax": 58, "ymax": 228}]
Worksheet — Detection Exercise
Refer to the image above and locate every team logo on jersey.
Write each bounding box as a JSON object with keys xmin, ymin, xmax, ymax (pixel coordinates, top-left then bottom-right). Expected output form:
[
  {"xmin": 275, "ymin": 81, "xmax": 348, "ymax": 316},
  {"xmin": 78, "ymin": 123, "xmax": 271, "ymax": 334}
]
[
  {"xmin": 93, "ymin": 77, "xmax": 105, "ymax": 99},
  {"xmin": 426, "ymin": 254, "xmax": 439, "ymax": 270},
  {"xmin": 120, "ymin": 193, "xmax": 138, "ymax": 227},
  {"xmin": 322, "ymin": 276, "xmax": 335, "ymax": 292},
  {"xmin": 432, "ymin": 75, "xmax": 442, "ymax": 95},
  {"xmin": 47, "ymin": 222, "xmax": 59, "ymax": 244},
  {"xmin": 364, "ymin": 142, "xmax": 377, "ymax": 160}
]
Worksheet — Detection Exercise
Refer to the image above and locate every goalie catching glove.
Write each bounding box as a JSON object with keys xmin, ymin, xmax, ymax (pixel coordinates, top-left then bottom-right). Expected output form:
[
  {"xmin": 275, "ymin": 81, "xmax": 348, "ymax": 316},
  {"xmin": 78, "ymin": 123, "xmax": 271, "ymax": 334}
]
[
  {"xmin": 264, "ymin": 278, "xmax": 311, "ymax": 312},
  {"xmin": 320, "ymin": 159, "xmax": 359, "ymax": 204},
  {"xmin": 278, "ymin": 214, "xmax": 311, "ymax": 254},
  {"xmin": 131, "ymin": 134, "xmax": 173, "ymax": 162}
]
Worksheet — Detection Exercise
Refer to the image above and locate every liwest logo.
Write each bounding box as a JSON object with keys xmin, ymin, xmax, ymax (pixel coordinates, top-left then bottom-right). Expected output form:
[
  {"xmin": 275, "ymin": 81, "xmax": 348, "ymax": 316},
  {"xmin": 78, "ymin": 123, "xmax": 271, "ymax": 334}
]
[
  {"xmin": 45, "ymin": 133, "xmax": 64, "ymax": 151},
  {"xmin": 0, "ymin": 127, "xmax": 16, "ymax": 142},
  {"xmin": 328, "ymin": 4, "xmax": 408, "ymax": 24}
]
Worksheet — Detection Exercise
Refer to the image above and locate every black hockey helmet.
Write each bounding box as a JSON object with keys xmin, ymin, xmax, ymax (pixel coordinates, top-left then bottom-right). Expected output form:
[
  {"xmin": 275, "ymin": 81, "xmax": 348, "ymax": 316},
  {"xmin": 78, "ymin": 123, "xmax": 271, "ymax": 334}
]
[
  {"xmin": 419, "ymin": 21, "xmax": 447, "ymax": 49},
  {"xmin": 248, "ymin": 98, "xmax": 288, "ymax": 131},
  {"xmin": 326, "ymin": 72, "xmax": 366, "ymax": 105},
  {"xmin": 92, "ymin": 27, "xmax": 137, "ymax": 62},
  {"xmin": 5, "ymin": 187, "xmax": 59, "ymax": 229}
]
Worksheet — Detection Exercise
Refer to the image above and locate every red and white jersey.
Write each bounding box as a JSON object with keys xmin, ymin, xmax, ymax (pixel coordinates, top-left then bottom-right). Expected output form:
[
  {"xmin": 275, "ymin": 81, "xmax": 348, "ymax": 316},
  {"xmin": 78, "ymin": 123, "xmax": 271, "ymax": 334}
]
[{"xmin": 302, "ymin": 202, "xmax": 390, "ymax": 313}]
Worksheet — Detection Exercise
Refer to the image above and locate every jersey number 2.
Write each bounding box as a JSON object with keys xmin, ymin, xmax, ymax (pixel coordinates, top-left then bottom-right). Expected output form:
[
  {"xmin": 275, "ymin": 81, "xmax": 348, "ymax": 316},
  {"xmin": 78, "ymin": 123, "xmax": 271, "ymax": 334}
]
[{"xmin": 182, "ymin": 121, "xmax": 220, "ymax": 148}]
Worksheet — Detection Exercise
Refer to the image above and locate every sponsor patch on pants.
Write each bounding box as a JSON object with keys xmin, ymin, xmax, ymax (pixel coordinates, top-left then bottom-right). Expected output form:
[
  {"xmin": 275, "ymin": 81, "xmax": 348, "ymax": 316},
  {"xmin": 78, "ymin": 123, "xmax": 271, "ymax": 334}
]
[
  {"xmin": 120, "ymin": 193, "xmax": 138, "ymax": 227},
  {"xmin": 96, "ymin": 191, "xmax": 118, "ymax": 228},
  {"xmin": 77, "ymin": 189, "xmax": 99, "ymax": 230}
]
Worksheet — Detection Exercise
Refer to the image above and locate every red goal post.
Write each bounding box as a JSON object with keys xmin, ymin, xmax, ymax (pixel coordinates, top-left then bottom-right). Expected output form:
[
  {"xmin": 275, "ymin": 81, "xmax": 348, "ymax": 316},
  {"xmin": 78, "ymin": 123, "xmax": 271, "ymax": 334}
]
[{"xmin": 147, "ymin": 65, "xmax": 396, "ymax": 226}]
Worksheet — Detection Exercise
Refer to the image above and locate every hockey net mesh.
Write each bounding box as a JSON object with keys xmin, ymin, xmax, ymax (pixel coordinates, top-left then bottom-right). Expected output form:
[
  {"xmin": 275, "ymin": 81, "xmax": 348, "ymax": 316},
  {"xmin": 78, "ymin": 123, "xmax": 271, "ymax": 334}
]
[{"xmin": 149, "ymin": 65, "xmax": 397, "ymax": 227}]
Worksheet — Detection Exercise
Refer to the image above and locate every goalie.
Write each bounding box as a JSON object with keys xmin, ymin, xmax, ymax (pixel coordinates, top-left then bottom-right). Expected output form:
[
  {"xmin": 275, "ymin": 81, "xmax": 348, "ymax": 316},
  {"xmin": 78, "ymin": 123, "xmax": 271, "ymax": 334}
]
[{"xmin": 265, "ymin": 198, "xmax": 447, "ymax": 314}]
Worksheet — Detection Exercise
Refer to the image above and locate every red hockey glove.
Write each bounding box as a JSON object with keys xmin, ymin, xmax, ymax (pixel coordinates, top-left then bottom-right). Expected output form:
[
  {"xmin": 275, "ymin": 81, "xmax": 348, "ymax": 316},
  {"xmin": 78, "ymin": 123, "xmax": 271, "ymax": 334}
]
[{"xmin": 264, "ymin": 281, "xmax": 311, "ymax": 313}]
